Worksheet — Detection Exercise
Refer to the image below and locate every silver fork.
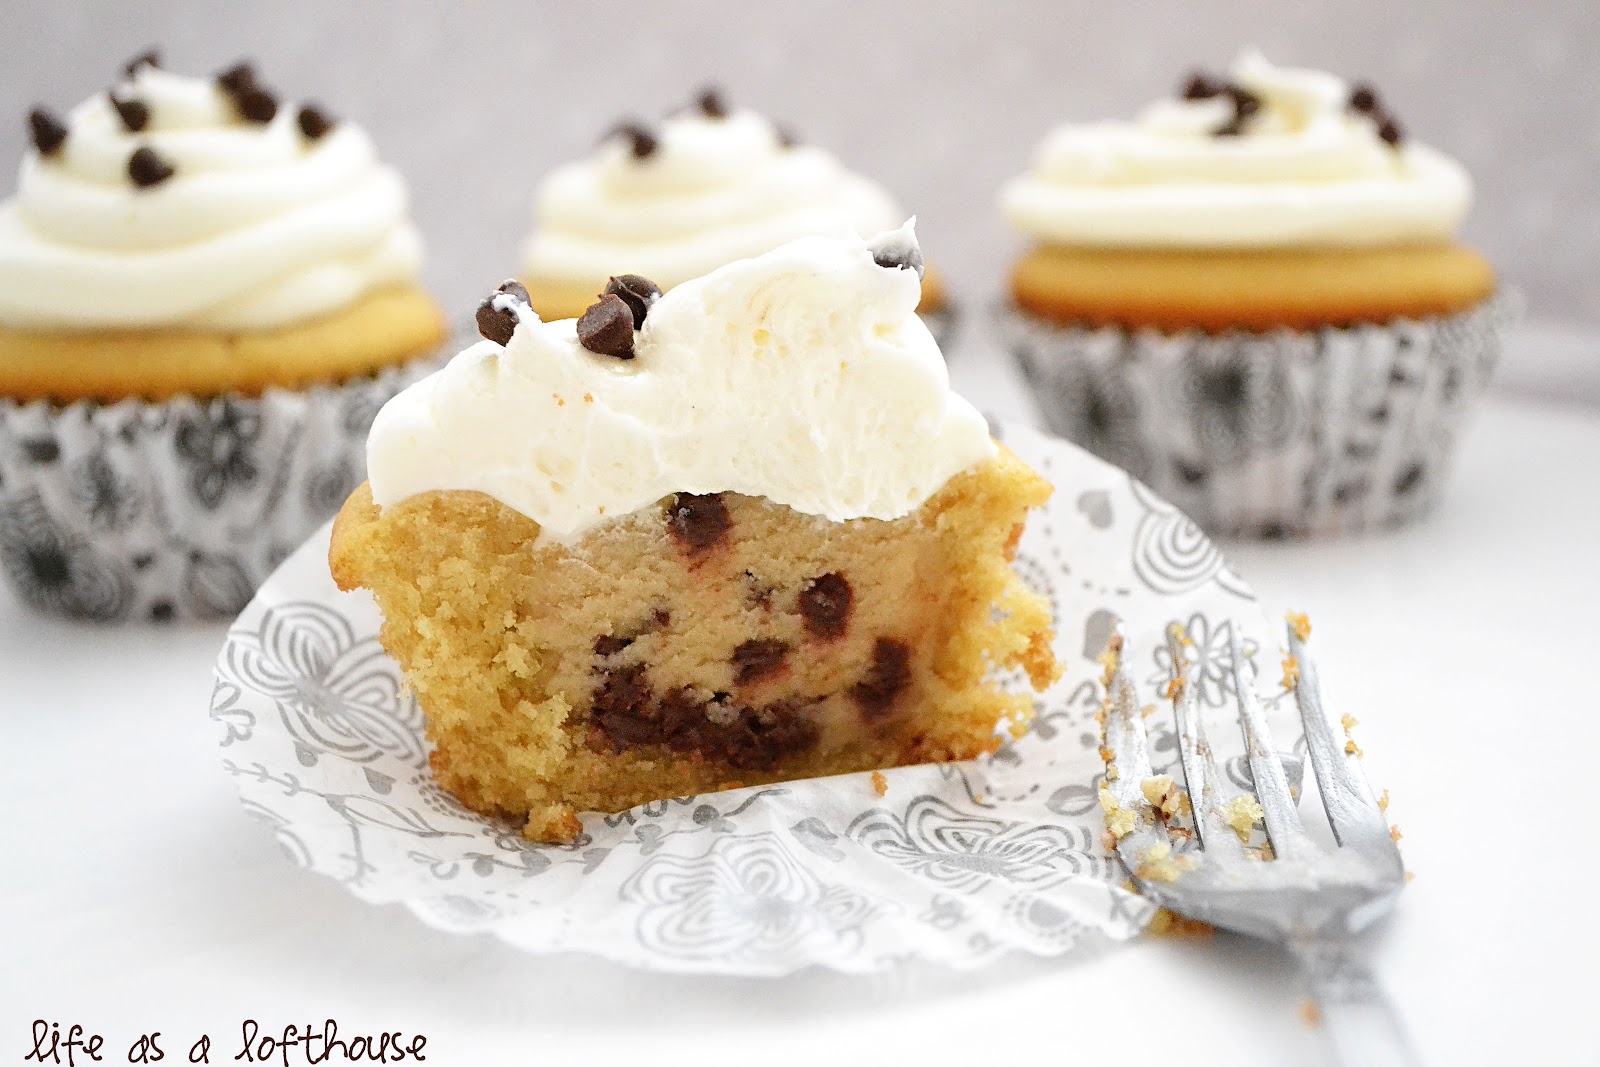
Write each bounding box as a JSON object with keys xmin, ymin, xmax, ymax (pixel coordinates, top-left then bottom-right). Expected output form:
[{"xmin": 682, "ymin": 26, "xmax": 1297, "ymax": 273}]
[{"xmin": 1101, "ymin": 620, "xmax": 1414, "ymax": 1066}]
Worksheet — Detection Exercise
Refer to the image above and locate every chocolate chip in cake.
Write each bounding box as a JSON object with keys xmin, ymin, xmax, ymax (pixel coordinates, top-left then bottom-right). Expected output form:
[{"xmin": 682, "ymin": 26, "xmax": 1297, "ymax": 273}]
[
  {"xmin": 590, "ymin": 664, "xmax": 657, "ymax": 749},
  {"xmin": 594, "ymin": 633, "xmax": 634, "ymax": 658},
  {"xmin": 476, "ymin": 279, "xmax": 530, "ymax": 346},
  {"xmin": 577, "ymin": 294, "xmax": 637, "ymax": 359},
  {"xmin": 1376, "ymin": 114, "xmax": 1404, "ymax": 147},
  {"xmin": 110, "ymin": 91, "xmax": 149, "ymax": 132},
  {"xmin": 602, "ymin": 274, "xmax": 662, "ymax": 330},
  {"xmin": 868, "ymin": 229, "xmax": 925, "ymax": 280},
  {"xmin": 28, "ymin": 108, "xmax": 68, "ymax": 156},
  {"xmin": 123, "ymin": 49, "xmax": 161, "ymax": 78},
  {"xmin": 127, "ymin": 144, "xmax": 176, "ymax": 188},
  {"xmin": 1181, "ymin": 71, "xmax": 1225, "ymax": 99},
  {"xmin": 297, "ymin": 103, "xmax": 335, "ymax": 140},
  {"xmin": 696, "ymin": 86, "xmax": 728, "ymax": 119},
  {"xmin": 731, "ymin": 638, "xmax": 789, "ymax": 685},
  {"xmin": 715, "ymin": 699, "xmax": 820, "ymax": 770},
  {"xmin": 851, "ymin": 637, "xmax": 912, "ymax": 720},
  {"xmin": 611, "ymin": 121, "xmax": 658, "ymax": 160},
  {"xmin": 668, "ymin": 492, "xmax": 732, "ymax": 554},
  {"xmin": 798, "ymin": 572, "xmax": 853, "ymax": 640},
  {"xmin": 743, "ymin": 571, "xmax": 775, "ymax": 610},
  {"xmin": 1348, "ymin": 82, "xmax": 1380, "ymax": 114}
]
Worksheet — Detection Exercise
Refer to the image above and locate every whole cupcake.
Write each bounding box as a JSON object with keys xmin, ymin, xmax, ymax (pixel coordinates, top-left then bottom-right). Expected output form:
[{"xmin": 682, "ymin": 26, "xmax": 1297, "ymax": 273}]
[
  {"xmin": 999, "ymin": 51, "xmax": 1509, "ymax": 538},
  {"xmin": 0, "ymin": 53, "xmax": 447, "ymax": 621},
  {"xmin": 519, "ymin": 88, "xmax": 954, "ymax": 346}
]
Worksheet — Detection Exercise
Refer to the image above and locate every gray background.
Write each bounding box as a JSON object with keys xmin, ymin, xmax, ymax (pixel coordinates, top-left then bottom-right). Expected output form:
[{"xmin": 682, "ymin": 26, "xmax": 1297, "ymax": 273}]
[{"xmin": 2, "ymin": 0, "xmax": 1597, "ymax": 337}]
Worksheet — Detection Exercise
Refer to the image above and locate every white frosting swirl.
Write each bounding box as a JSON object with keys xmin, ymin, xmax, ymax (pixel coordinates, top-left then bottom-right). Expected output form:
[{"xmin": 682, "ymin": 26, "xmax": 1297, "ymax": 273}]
[
  {"xmin": 521, "ymin": 109, "xmax": 903, "ymax": 289},
  {"xmin": 1001, "ymin": 51, "xmax": 1472, "ymax": 248},
  {"xmin": 371, "ymin": 226, "xmax": 991, "ymax": 542},
  {"xmin": 0, "ymin": 66, "xmax": 423, "ymax": 330}
]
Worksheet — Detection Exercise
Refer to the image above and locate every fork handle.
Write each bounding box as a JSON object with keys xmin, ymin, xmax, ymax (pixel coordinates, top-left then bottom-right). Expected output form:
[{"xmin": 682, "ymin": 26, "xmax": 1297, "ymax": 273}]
[{"xmin": 1292, "ymin": 940, "xmax": 1419, "ymax": 1067}]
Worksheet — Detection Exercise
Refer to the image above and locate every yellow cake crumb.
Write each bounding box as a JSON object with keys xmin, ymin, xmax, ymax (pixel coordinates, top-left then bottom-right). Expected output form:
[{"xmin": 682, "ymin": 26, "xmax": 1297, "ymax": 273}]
[
  {"xmin": 1134, "ymin": 842, "xmax": 1197, "ymax": 883},
  {"xmin": 1299, "ymin": 999, "xmax": 1322, "ymax": 1028},
  {"xmin": 1378, "ymin": 789, "xmax": 1390, "ymax": 812},
  {"xmin": 1224, "ymin": 795, "xmax": 1264, "ymax": 843},
  {"xmin": 1164, "ymin": 677, "xmax": 1184, "ymax": 700},
  {"xmin": 1280, "ymin": 653, "xmax": 1300, "ymax": 690},
  {"xmin": 1345, "ymin": 740, "xmax": 1363, "ymax": 757},
  {"xmin": 1287, "ymin": 611, "xmax": 1312, "ymax": 642},
  {"xmin": 1390, "ymin": 824, "xmax": 1404, "ymax": 843},
  {"xmin": 1141, "ymin": 775, "xmax": 1184, "ymax": 820},
  {"xmin": 1147, "ymin": 908, "xmax": 1214, "ymax": 939},
  {"xmin": 870, "ymin": 770, "xmax": 888, "ymax": 797}
]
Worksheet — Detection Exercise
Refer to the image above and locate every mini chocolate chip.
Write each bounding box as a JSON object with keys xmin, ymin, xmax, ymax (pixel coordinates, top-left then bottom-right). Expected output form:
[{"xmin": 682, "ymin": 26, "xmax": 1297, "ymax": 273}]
[
  {"xmin": 1348, "ymin": 83, "xmax": 1380, "ymax": 113},
  {"xmin": 577, "ymin": 293, "xmax": 637, "ymax": 358},
  {"xmin": 775, "ymin": 124, "xmax": 799, "ymax": 148},
  {"xmin": 612, "ymin": 121, "xmax": 657, "ymax": 159},
  {"xmin": 110, "ymin": 92, "xmax": 149, "ymax": 132},
  {"xmin": 1213, "ymin": 116, "xmax": 1246, "ymax": 138},
  {"xmin": 1182, "ymin": 71, "xmax": 1225, "ymax": 99},
  {"xmin": 123, "ymin": 49, "xmax": 161, "ymax": 78},
  {"xmin": 668, "ymin": 492, "xmax": 732, "ymax": 554},
  {"xmin": 297, "ymin": 103, "xmax": 334, "ymax": 140},
  {"xmin": 603, "ymin": 274, "xmax": 662, "ymax": 329},
  {"xmin": 29, "ymin": 108, "xmax": 68, "ymax": 156},
  {"xmin": 851, "ymin": 637, "xmax": 912, "ymax": 720},
  {"xmin": 731, "ymin": 638, "xmax": 789, "ymax": 685},
  {"xmin": 869, "ymin": 231, "xmax": 925, "ymax": 279},
  {"xmin": 696, "ymin": 86, "xmax": 727, "ymax": 118},
  {"xmin": 798, "ymin": 573, "xmax": 853, "ymax": 640},
  {"xmin": 127, "ymin": 144, "xmax": 175, "ymax": 187},
  {"xmin": 1227, "ymin": 85, "xmax": 1261, "ymax": 116},
  {"xmin": 475, "ymin": 279, "xmax": 530, "ymax": 345},
  {"xmin": 594, "ymin": 633, "xmax": 633, "ymax": 658},
  {"xmin": 150, "ymin": 601, "xmax": 175, "ymax": 623},
  {"xmin": 1376, "ymin": 115, "xmax": 1403, "ymax": 147},
  {"xmin": 216, "ymin": 62, "xmax": 259, "ymax": 95},
  {"xmin": 235, "ymin": 86, "xmax": 278, "ymax": 123}
]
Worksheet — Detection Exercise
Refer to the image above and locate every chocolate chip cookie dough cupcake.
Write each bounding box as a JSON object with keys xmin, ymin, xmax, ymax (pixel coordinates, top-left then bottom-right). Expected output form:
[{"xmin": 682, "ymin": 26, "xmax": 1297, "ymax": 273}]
[
  {"xmin": 0, "ymin": 53, "xmax": 447, "ymax": 620},
  {"xmin": 519, "ymin": 88, "xmax": 955, "ymax": 346},
  {"xmin": 999, "ymin": 52, "xmax": 1510, "ymax": 538}
]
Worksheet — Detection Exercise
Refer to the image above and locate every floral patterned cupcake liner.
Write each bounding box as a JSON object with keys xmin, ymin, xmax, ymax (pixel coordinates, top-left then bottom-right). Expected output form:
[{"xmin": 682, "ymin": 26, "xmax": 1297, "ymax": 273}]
[
  {"xmin": 0, "ymin": 355, "xmax": 444, "ymax": 622},
  {"xmin": 1000, "ymin": 295, "xmax": 1515, "ymax": 539}
]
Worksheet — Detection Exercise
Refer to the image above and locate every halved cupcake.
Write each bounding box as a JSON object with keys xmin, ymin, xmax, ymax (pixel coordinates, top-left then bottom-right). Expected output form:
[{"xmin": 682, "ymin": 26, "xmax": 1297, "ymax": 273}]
[
  {"xmin": 518, "ymin": 88, "xmax": 955, "ymax": 346},
  {"xmin": 331, "ymin": 227, "xmax": 1054, "ymax": 842},
  {"xmin": 0, "ymin": 53, "xmax": 446, "ymax": 620}
]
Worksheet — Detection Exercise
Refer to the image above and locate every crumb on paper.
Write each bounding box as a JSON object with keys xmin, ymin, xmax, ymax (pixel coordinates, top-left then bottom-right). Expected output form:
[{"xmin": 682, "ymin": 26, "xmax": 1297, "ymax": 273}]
[
  {"xmin": 1165, "ymin": 677, "xmax": 1185, "ymax": 700},
  {"xmin": 1140, "ymin": 703, "xmax": 1156, "ymax": 719},
  {"xmin": 1341, "ymin": 713, "xmax": 1359, "ymax": 732},
  {"xmin": 1147, "ymin": 908, "xmax": 1213, "ymax": 940},
  {"xmin": 1405, "ymin": 870, "xmax": 1416, "ymax": 884},
  {"xmin": 583, "ymin": 392, "xmax": 594, "ymax": 403},
  {"xmin": 1099, "ymin": 745, "xmax": 1116, "ymax": 765},
  {"xmin": 1391, "ymin": 824, "xmax": 1403, "ymax": 843},
  {"xmin": 870, "ymin": 771, "xmax": 888, "ymax": 797},
  {"xmin": 1134, "ymin": 842, "xmax": 1197, "ymax": 883},
  {"xmin": 1224, "ymin": 795, "xmax": 1264, "ymax": 843},
  {"xmin": 1378, "ymin": 789, "xmax": 1390, "ymax": 812},
  {"xmin": 1141, "ymin": 775, "xmax": 1184, "ymax": 820},
  {"xmin": 1287, "ymin": 611, "xmax": 1312, "ymax": 642},
  {"xmin": 1299, "ymin": 999, "xmax": 1322, "ymax": 1028},
  {"xmin": 1280, "ymin": 654, "xmax": 1300, "ymax": 690},
  {"xmin": 1345, "ymin": 740, "xmax": 1363, "ymax": 757}
]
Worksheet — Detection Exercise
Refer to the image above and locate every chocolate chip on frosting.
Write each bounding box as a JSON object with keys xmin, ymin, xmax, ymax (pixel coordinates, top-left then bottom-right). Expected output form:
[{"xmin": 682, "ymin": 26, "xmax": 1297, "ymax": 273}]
[
  {"xmin": 1212, "ymin": 83, "xmax": 1262, "ymax": 138},
  {"xmin": 475, "ymin": 279, "xmax": 530, "ymax": 346},
  {"xmin": 868, "ymin": 230, "xmax": 925, "ymax": 279},
  {"xmin": 215, "ymin": 61, "xmax": 278, "ymax": 123},
  {"xmin": 1347, "ymin": 83, "xmax": 1380, "ymax": 114},
  {"xmin": 612, "ymin": 122, "xmax": 658, "ymax": 160},
  {"xmin": 696, "ymin": 86, "xmax": 728, "ymax": 119},
  {"xmin": 28, "ymin": 108, "xmax": 68, "ymax": 156},
  {"xmin": 123, "ymin": 49, "xmax": 161, "ymax": 79},
  {"xmin": 127, "ymin": 145, "xmax": 175, "ymax": 188},
  {"xmin": 1376, "ymin": 114, "xmax": 1404, "ymax": 147},
  {"xmin": 775, "ymin": 124, "xmax": 799, "ymax": 149},
  {"xmin": 110, "ymin": 91, "xmax": 149, "ymax": 132},
  {"xmin": 296, "ymin": 103, "xmax": 335, "ymax": 140},
  {"xmin": 1181, "ymin": 71, "xmax": 1225, "ymax": 99},
  {"xmin": 603, "ymin": 274, "xmax": 662, "ymax": 330},
  {"xmin": 577, "ymin": 294, "xmax": 637, "ymax": 359}
]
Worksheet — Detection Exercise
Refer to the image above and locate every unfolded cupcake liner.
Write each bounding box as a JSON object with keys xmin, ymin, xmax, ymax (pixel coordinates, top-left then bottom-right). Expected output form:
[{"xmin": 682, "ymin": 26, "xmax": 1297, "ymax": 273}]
[
  {"xmin": 0, "ymin": 354, "xmax": 446, "ymax": 622},
  {"xmin": 1002, "ymin": 294, "xmax": 1515, "ymax": 539}
]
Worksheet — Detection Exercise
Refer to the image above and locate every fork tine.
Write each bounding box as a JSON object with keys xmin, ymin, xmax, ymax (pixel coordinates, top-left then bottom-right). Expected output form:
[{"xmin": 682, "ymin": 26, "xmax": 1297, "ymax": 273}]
[
  {"xmin": 1288, "ymin": 624, "xmax": 1398, "ymax": 857},
  {"xmin": 1227, "ymin": 626, "xmax": 1308, "ymax": 855},
  {"xmin": 1165, "ymin": 626, "xmax": 1245, "ymax": 858},
  {"xmin": 1102, "ymin": 635, "xmax": 1177, "ymax": 866}
]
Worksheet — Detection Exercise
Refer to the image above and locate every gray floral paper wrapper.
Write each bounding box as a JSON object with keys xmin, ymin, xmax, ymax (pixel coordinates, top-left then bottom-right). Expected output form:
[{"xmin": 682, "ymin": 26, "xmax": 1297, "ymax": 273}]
[
  {"xmin": 1002, "ymin": 296, "xmax": 1514, "ymax": 539},
  {"xmin": 0, "ymin": 354, "xmax": 447, "ymax": 622},
  {"xmin": 210, "ymin": 422, "xmax": 1303, "ymax": 975}
]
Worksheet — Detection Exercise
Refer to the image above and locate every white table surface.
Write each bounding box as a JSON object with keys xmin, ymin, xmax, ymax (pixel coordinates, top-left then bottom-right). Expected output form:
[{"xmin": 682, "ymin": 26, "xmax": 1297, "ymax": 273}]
[{"xmin": 4, "ymin": 353, "xmax": 1597, "ymax": 1065}]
